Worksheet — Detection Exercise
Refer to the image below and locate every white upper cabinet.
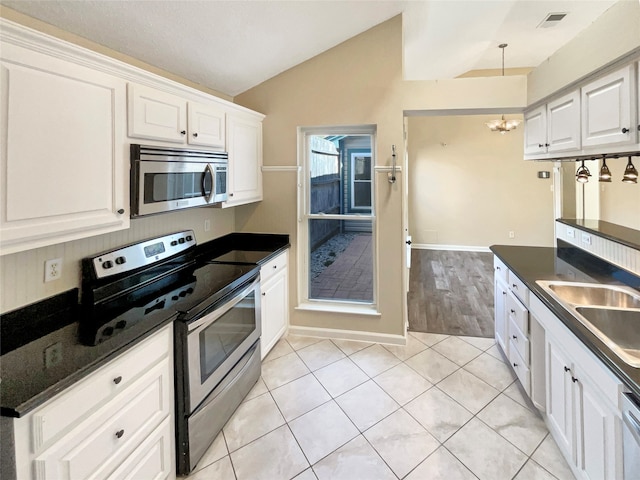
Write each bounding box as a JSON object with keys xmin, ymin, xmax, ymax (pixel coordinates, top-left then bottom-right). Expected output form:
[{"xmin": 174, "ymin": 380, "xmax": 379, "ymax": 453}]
[
  {"xmin": 128, "ymin": 83, "xmax": 226, "ymax": 149},
  {"xmin": 547, "ymin": 90, "xmax": 581, "ymax": 153},
  {"xmin": 221, "ymin": 113, "xmax": 263, "ymax": 208},
  {"xmin": 523, "ymin": 105, "xmax": 548, "ymax": 155},
  {"xmin": 0, "ymin": 41, "xmax": 129, "ymax": 255},
  {"xmin": 187, "ymin": 102, "xmax": 226, "ymax": 148},
  {"xmin": 524, "ymin": 90, "xmax": 581, "ymax": 157},
  {"xmin": 581, "ymin": 64, "xmax": 635, "ymax": 148},
  {"xmin": 128, "ymin": 83, "xmax": 188, "ymax": 143}
]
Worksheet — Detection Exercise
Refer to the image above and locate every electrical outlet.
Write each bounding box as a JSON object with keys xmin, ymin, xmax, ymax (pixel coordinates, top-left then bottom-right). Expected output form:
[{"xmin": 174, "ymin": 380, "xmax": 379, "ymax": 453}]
[
  {"xmin": 204, "ymin": 219, "xmax": 211, "ymax": 232},
  {"xmin": 44, "ymin": 258, "xmax": 63, "ymax": 282},
  {"xmin": 44, "ymin": 342, "xmax": 62, "ymax": 368},
  {"xmin": 509, "ymin": 231, "xmax": 515, "ymax": 239},
  {"xmin": 581, "ymin": 233, "xmax": 592, "ymax": 246}
]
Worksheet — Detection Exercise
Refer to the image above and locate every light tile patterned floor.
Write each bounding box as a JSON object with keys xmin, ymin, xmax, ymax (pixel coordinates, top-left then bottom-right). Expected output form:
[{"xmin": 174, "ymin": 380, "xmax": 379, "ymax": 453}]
[{"xmin": 185, "ymin": 333, "xmax": 576, "ymax": 480}]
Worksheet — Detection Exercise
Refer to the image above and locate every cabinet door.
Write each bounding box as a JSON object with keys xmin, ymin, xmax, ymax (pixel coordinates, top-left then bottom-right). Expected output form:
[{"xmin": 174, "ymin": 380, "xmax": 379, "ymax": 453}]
[
  {"xmin": 0, "ymin": 44, "xmax": 128, "ymax": 255},
  {"xmin": 494, "ymin": 275, "xmax": 508, "ymax": 356},
  {"xmin": 260, "ymin": 268, "xmax": 288, "ymax": 359},
  {"xmin": 223, "ymin": 113, "xmax": 263, "ymax": 207},
  {"xmin": 574, "ymin": 376, "xmax": 621, "ymax": 480},
  {"xmin": 581, "ymin": 65, "xmax": 634, "ymax": 147},
  {"xmin": 547, "ymin": 90, "xmax": 581, "ymax": 153},
  {"xmin": 524, "ymin": 105, "xmax": 548, "ymax": 155},
  {"xmin": 128, "ymin": 83, "xmax": 187, "ymax": 143},
  {"xmin": 187, "ymin": 102, "xmax": 226, "ymax": 148},
  {"xmin": 546, "ymin": 335, "xmax": 575, "ymax": 461}
]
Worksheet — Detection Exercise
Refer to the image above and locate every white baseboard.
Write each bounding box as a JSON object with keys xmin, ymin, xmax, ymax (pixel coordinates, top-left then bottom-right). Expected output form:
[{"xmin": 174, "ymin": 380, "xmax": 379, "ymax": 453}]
[
  {"xmin": 411, "ymin": 243, "xmax": 491, "ymax": 253},
  {"xmin": 287, "ymin": 325, "xmax": 406, "ymax": 346}
]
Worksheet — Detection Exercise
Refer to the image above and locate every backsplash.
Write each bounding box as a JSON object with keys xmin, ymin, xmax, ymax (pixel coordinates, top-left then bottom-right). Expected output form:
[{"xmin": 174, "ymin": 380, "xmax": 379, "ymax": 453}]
[
  {"xmin": 0, "ymin": 208, "xmax": 235, "ymax": 313},
  {"xmin": 556, "ymin": 219, "xmax": 640, "ymax": 276}
]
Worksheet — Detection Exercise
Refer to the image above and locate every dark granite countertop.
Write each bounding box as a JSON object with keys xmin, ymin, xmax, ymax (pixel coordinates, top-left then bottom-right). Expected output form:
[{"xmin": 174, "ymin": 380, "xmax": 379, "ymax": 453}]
[
  {"xmin": 557, "ymin": 218, "xmax": 640, "ymax": 250},
  {"xmin": 490, "ymin": 244, "xmax": 640, "ymax": 400},
  {"xmin": 0, "ymin": 232, "xmax": 290, "ymax": 418}
]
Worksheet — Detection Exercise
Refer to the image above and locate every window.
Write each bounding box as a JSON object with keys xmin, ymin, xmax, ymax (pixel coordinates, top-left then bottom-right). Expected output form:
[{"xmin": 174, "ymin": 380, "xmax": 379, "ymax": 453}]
[{"xmin": 299, "ymin": 126, "xmax": 376, "ymax": 306}]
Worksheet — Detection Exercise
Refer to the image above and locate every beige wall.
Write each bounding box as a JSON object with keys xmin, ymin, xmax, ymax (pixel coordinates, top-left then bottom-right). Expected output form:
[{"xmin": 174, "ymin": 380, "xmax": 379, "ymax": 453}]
[
  {"xmin": 407, "ymin": 115, "xmax": 554, "ymax": 248},
  {"xmin": 235, "ymin": 16, "xmax": 528, "ymax": 337},
  {"xmin": 598, "ymin": 160, "xmax": 640, "ymax": 230},
  {"xmin": 527, "ymin": 0, "xmax": 640, "ymax": 105}
]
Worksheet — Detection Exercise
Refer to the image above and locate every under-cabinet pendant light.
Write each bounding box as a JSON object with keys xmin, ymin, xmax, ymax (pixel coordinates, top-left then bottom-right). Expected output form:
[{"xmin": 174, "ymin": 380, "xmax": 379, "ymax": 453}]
[
  {"xmin": 598, "ymin": 156, "xmax": 612, "ymax": 182},
  {"xmin": 486, "ymin": 44, "xmax": 521, "ymax": 134},
  {"xmin": 575, "ymin": 160, "xmax": 591, "ymax": 183},
  {"xmin": 622, "ymin": 156, "xmax": 638, "ymax": 184}
]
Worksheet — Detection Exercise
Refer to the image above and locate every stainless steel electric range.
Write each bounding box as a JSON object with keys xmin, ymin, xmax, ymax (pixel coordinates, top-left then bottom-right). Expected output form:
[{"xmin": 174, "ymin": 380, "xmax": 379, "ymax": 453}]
[{"xmin": 80, "ymin": 230, "xmax": 261, "ymax": 475}]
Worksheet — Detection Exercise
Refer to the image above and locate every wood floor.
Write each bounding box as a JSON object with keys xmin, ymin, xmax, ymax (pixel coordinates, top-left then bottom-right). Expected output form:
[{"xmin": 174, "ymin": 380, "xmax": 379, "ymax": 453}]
[{"xmin": 408, "ymin": 249, "xmax": 495, "ymax": 338}]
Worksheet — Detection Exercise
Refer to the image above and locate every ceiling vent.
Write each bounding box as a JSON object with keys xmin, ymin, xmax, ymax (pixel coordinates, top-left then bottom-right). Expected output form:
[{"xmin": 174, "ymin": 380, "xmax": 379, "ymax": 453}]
[{"xmin": 537, "ymin": 12, "xmax": 568, "ymax": 28}]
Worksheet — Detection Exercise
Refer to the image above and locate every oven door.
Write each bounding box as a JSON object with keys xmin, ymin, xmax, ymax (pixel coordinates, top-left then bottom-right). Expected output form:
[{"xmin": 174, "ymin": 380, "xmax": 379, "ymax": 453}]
[
  {"xmin": 186, "ymin": 276, "xmax": 261, "ymax": 412},
  {"xmin": 133, "ymin": 160, "xmax": 216, "ymax": 217}
]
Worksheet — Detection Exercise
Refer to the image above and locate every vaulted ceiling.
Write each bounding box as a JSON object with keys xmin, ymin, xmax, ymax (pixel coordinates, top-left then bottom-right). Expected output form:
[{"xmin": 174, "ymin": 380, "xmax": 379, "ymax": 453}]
[{"xmin": 1, "ymin": 0, "xmax": 622, "ymax": 97}]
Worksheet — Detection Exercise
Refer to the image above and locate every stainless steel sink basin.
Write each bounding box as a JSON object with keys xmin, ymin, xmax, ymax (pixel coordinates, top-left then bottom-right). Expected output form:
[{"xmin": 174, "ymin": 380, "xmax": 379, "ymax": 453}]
[
  {"xmin": 536, "ymin": 280, "xmax": 640, "ymax": 367},
  {"xmin": 539, "ymin": 281, "xmax": 640, "ymax": 308},
  {"xmin": 575, "ymin": 307, "xmax": 640, "ymax": 367}
]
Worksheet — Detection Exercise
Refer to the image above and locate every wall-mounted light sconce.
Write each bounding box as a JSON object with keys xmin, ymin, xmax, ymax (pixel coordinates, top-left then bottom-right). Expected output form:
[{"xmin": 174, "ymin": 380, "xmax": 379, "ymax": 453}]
[
  {"xmin": 598, "ymin": 155, "xmax": 612, "ymax": 182},
  {"xmin": 622, "ymin": 156, "xmax": 638, "ymax": 184},
  {"xmin": 575, "ymin": 160, "xmax": 591, "ymax": 183},
  {"xmin": 537, "ymin": 171, "xmax": 550, "ymax": 179}
]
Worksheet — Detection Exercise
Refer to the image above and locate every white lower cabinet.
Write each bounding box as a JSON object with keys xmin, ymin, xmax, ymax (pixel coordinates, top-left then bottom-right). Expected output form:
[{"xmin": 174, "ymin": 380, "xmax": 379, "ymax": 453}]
[
  {"xmin": 260, "ymin": 251, "xmax": 289, "ymax": 359},
  {"xmin": 532, "ymin": 295, "xmax": 623, "ymax": 480},
  {"xmin": 493, "ymin": 257, "xmax": 509, "ymax": 355},
  {"xmin": 13, "ymin": 325, "xmax": 175, "ymax": 480}
]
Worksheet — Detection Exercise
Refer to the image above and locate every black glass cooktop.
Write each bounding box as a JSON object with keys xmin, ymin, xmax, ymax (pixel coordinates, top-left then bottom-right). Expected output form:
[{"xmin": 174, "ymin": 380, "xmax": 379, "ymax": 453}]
[{"xmin": 209, "ymin": 250, "xmax": 274, "ymax": 264}]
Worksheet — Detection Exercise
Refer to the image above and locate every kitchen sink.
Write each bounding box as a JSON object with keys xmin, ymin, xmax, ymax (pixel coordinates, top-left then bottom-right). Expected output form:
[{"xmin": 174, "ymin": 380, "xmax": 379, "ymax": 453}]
[
  {"xmin": 539, "ymin": 281, "xmax": 640, "ymax": 309},
  {"xmin": 536, "ymin": 281, "xmax": 640, "ymax": 367},
  {"xmin": 575, "ymin": 307, "xmax": 640, "ymax": 367}
]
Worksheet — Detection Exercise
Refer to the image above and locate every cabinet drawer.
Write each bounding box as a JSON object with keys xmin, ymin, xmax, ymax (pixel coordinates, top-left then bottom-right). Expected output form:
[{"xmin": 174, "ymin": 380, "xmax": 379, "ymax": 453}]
[
  {"xmin": 507, "ymin": 290, "xmax": 529, "ymax": 334},
  {"xmin": 508, "ymin": 316, "xmax": 530, "ymax": 364},
  {"xmin": 261, "ymin": 251, "xmax": 288, "ymax": 284},
  {"xmin": 494, "ymin": 257, "xmax": 508, "ymax": 283},
  {"xmin": 106, "ymin": 417, "xmax": 173, "ymax": 480},
  {"xmin": 508, "ymin": 341, "xmax": 531, "ymax": 395},
  {"xmin": 508, "ymin": 273, "xmax": 529, "ymax": 306},
  {"xmin": 34, "ymin": 360, "xmax": 171, "ymax": 480},
  {"xmin": 32, "ymin": 327, "xmax": 171, "ymax": 452}
]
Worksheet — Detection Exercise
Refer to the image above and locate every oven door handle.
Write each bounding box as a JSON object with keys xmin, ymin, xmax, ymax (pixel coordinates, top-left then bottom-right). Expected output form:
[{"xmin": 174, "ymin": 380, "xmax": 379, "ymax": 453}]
[
  {"xmin": 187, "ymin": 277, "xmax": 260, "ymax": 333},
  {"xmin": 202, "ymin": 164, "xmax": 214, "ymax": 202}
]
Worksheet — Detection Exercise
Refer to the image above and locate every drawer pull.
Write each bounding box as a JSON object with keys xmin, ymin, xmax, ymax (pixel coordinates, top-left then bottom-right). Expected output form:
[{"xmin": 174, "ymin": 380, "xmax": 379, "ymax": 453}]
[
  {"xmin": 115, "ymin": 429, "xmax": 125, "ymax": 439},
  {"xmin": 563, "ymin": 366, "xmax": 570, "ymax": 373},
  {"xmin": 262, "ymin": 292, "xmax": 266, "ymax": 296},
  {"xmin": 571, "ymin": 376, "xmax": 578, "ymax": 383},
  {"xmin": 513, "ymin": 362, "xmax": 518, "ymax": 367},
  {"xmin": 512, "ymin": 335, "xmax": 517, "ymax": 340},
  {"xmin": 273, "ymin": 265, "xmax": 277, "ymax": 269},
  {"xmin": 510, "ymin": 309, "xmax": 515, "ymax": 314},
  {"xmin": 496, "ymin": 266, "xmax": 501, "ymax": 271},
  {"xmin": 113, "ymin": 376, "xmax": 123, "ymax": 385},
  {"xmin": 512, "ymin": 284, "xmax": 518, "ymax": 289},
  {"xmin": 502, "ymin": 291, "xmax": 507, "ymax": 295}
]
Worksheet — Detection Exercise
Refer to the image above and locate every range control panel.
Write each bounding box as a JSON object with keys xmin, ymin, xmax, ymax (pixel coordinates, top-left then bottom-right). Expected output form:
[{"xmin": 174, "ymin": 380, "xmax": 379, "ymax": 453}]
[{"xmin": 89, "ymin": 230, "xmax": 196, "ymax": 279}]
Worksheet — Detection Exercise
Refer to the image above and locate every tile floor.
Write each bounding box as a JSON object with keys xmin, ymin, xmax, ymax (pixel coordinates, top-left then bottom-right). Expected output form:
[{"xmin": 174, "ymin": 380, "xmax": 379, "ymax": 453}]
[{"xmin": 184, "ymin": 332, "xmax": 576, "ymax": 480}]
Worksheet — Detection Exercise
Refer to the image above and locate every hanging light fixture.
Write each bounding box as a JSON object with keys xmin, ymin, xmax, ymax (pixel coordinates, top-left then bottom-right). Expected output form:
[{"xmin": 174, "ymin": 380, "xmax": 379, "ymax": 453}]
[
  {"xmin": 575, "ymin": 160, "xmax": 591, "ymax": 183},
  {"xmin": 486, "ymin": 44, "xmax": 521, "ymax": 134},
  {"xmin": 622, "ymin": 156, "xmax": 638, "ymax": 184},
  {"xmin": 598, "ymin": 155, "xmax": 612, "ymax": 182}
]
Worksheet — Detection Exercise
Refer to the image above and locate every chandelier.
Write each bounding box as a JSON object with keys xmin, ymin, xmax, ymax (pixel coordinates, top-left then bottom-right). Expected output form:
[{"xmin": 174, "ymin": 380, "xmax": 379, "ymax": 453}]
[{"xmin": 486, "ymin": 44, "xmax": 521, "ymax": 134}]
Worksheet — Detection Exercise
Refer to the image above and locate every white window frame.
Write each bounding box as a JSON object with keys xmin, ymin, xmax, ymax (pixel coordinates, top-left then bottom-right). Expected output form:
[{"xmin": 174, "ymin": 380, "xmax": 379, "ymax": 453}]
[
  {"xmin": 350, "ymin": 152, "xmax": 373, "ymax": 210},
  {"xmin": 296, "ymin": 125, "xmax": 378, "ymax": 313}
]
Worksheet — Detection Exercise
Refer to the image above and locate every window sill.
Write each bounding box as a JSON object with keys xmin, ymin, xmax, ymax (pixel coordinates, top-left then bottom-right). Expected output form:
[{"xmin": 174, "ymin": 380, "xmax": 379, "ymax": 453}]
[{"xmin": 295, "ymin": 302, "xmax": 381, "ymax": 317}]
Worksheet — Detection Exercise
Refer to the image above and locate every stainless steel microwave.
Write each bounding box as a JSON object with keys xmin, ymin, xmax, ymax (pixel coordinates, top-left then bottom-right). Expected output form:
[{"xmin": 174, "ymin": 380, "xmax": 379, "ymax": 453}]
[{"xmin": 130, "ymin": 144, "xmax": 228, "ymax": 217}]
